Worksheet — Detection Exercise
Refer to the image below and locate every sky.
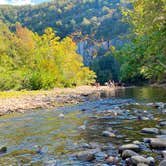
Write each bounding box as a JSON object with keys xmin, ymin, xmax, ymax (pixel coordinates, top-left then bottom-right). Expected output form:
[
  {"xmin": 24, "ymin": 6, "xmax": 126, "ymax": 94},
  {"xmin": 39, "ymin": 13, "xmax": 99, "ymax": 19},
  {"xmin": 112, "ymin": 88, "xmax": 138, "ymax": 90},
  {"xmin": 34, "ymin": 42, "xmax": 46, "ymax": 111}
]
[{"xmin": 0, "ymin": 0, "xmax": 49, "ymax": 5}]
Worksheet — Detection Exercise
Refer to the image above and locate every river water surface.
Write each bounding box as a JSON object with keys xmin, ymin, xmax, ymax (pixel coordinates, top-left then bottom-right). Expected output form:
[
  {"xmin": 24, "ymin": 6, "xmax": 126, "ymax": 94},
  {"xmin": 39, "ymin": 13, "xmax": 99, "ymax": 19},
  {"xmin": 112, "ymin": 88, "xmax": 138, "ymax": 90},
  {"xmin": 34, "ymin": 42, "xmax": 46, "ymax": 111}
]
[{"xmin": 0, "ymin": 86, "xmax": 166, "ymax": 165}]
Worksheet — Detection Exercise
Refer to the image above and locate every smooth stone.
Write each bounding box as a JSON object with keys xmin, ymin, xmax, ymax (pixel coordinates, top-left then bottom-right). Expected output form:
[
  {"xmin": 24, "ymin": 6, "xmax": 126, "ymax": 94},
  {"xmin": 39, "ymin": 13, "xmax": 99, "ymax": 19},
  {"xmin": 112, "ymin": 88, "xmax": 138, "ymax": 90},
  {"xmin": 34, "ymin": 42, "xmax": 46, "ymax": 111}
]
[
  {"xmin": 133, "ymin": 141, "xmax": 142, "ymax": 145},
  {"xmin": 162, "ymin": 150, "xmax": 166, "ymax": 158},
  {"xmin": 161, "ymin": 130, "xmax": 166, "ymax": 135},
  {"xmin": 0, "ymin": 146, "xmax": 7, "ymax": 153},
  {"xmin": 141, "ymin": 128, "xmax": 159, "ymax": 134},
  {"xmin": 159, "ymin": 160, "xmax": 166, "ymax": 166},
  {"xmin": 102, "ymin": 131, "xmax": 115, "ymax": 137},
  {"xmin": 43, "ymin": 160, "xmax": 57, "ymax": 166},
  {"xmin": 122, "ymin": 150, "xmax": 139, "ymax": 159},
  {"xmin": 143, "ymin": 138, "xmax": 151, "ymax": 143},
  {"xmin": 80, "ymin": 143, "xmax": 91, "ymax": 149},
  {"xmin": 119, "ymin": 144, "xmax": 140, "ymax": 153},
  {"xmin": 58, "ymin": 113, "xmax": 64, "ymax": 118},
  {"xmin": 40, "ymin": 146, "xmax": 48, "ymax": 154},
  {"xmin": 160, "ymin": 121, "xmax": 166, "ymax": 126},
  {"xmin": 138, "ymin": 116, "xmax": 150, "ymax": 121},
  {"xmin": 76, "ymin": 150, "xmax": 96, "ymax": 161},
  {"xmin": 105, "ymin": 156, "xmax": 118, "ymax": 164},
  {"xmin": 155, "ymin": 102, "xmax": 165, "ymax": 109},
  {"xmin": 156, "ymin": 135, "xmax": 166, "ymax": 138},
  {"xmin": 131, "ymin": 156, "xmax": 150, "ymax": 165},
  {"xmin": 162, "ymin": 109, "xmax": 166, "ymax": 113},
  {"xmin": 78, "ymin": 125, "xmax": 86, "ymax": 130},
  {"xmin": 147, "ymin": 156, "xmax": 155, "ymax": 164},
  {"xmin": 137, "ymin": 164, "xmax": 149, "ymax": 166},
  {"xmin": 150, "ymin": 138, "xmax": 166, "ymax": 148}
]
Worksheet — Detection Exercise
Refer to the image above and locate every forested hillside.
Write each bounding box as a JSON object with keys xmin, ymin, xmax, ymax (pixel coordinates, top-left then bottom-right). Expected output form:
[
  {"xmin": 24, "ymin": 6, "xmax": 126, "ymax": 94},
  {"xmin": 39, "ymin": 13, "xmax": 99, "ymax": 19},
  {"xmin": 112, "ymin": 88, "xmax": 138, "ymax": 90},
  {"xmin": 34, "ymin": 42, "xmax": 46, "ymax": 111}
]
[
  {"xmin": 0, "ymin": 0, "xmax": 130, "ymax": 85},
  {"xmin": 0, "ymin": 0, "xmax": 129, "ymax": 39},
  {"xmin": 0, "ymin": 0, "xmax": 165, "ymax": 87}
]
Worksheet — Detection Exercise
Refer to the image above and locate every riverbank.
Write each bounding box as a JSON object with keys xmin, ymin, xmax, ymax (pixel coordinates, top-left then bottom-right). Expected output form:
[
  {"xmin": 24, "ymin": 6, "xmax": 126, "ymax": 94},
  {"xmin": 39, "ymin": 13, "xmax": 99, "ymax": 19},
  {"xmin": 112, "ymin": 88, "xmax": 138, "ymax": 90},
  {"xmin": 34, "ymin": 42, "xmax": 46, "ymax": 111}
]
[{"xmin": 0, "ymin": 86, "xmax": 121, "ymax": 116}]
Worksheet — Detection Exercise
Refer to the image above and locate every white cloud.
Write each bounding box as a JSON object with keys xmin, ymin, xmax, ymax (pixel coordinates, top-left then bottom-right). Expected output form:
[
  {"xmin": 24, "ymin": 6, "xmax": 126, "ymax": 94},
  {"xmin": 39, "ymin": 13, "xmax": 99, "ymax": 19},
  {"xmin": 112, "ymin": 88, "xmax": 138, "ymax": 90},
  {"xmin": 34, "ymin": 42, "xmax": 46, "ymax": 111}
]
[
  {"xmin": 0, "ymin": 0, "xmax": 34, "ymax": 5},
  {"xmin": 0, "ymin": 0, "xmax": 8, "ymax": 4}
]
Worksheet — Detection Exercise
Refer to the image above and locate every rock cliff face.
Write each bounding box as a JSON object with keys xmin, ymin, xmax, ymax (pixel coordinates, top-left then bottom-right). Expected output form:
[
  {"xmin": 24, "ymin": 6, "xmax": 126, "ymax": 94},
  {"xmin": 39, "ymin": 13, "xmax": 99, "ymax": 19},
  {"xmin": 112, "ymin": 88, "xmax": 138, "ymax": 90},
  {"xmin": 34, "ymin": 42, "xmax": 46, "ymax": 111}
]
[{"xmin": 77, "ymin": 37, "xmax": 125, "ymax": 66}]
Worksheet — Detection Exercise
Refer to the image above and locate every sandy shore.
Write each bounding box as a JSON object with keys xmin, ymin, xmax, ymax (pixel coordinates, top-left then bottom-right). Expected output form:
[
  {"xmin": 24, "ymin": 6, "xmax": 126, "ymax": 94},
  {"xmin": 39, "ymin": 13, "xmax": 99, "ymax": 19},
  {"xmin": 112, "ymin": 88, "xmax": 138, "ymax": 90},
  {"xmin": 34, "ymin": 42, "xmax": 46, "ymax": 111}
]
[{"xmin": 0, "ymin": 86, "xmax": 121, "ymax": 116}]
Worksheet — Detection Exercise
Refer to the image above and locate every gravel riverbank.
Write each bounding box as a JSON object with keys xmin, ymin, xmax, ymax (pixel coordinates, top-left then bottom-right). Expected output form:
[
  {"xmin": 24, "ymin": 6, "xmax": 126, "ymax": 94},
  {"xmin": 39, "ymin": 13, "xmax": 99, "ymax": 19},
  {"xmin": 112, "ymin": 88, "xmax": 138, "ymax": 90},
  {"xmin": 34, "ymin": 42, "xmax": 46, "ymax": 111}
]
[{"xmin": 0, "ymin": 86, "xmax": 120, "ymax": 116}]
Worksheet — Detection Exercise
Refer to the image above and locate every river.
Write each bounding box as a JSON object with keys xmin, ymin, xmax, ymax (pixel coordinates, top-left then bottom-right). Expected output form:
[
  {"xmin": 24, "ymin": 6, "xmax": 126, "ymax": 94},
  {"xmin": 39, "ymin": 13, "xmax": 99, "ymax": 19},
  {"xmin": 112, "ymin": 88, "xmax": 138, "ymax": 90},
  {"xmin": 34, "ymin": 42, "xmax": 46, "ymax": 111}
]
[{"xmin": 0, "ymin": 86, "xmax": 166, "ymax": 165}]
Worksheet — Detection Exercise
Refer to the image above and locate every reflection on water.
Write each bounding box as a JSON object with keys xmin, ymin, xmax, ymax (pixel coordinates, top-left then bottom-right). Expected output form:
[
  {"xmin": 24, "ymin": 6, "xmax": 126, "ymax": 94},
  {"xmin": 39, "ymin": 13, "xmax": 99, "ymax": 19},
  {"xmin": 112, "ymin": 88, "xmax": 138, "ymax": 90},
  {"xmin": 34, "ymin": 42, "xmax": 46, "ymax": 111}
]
[{"xmin": 0, "ymin": 86, "xmax": 165, "ymax": 165}]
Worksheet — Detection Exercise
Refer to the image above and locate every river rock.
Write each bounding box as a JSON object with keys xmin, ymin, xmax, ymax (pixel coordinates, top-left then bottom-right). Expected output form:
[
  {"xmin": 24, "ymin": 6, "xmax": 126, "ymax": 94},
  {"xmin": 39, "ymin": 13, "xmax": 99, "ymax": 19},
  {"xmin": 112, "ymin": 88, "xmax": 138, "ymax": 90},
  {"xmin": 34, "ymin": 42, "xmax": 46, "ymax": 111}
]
[
  {"xmin": 119, "ymin": 144, "xmax": 140, "ymax": 153},
  {"xmin": 122, "ymin": 150, "xmax": 139, "ymax": 159},
  {"xmin": 0, "ymin": 146, "xmax": 7, "ymax": 153},
  {"xmin": 58, "ymin": 113, "xmax": 64, "ymax": 118},
  {"xmin": 78, "ymin": 125, "xmax": 86, "ymax": 130},
  {"xmin": 161, "ymin": 130, "xmax": 166, "ymax": 135},
  {"xmin": 147, "ymin": 156, "xmax": 155, "ymax": 164},
  {"xmin": 40, "ymin": 146, "xmax": 48, "ymax": 154},
  {"xmin": 131, "ymin": 156, "xmax": 150, "ymax": 165},
  {"xmin": 150, "ymin": 138, "xmax": 166, "ymax": 148},
  {"xmin": 156, "ymin": 135, "xmax": 166, "ymax": 138},
  {"xmin": 162, "ymin": 150, "xmax": 166, "ymax": 158},
  {"xmin": 105, "ymin": 156, "xmax": 118, "ymax": 164},
  {"xmin": 137, "ymin": 164, "xmax": 149, "ymax": 166},
  {"xmin": 44, "ymin": 160, "xmax": 57, "ymax": 166},
  {"xmin": 102, "ymin": 131, "xmax": 115, "ymax": 137},
  {"xmin": 141, "ymin": 128, "xmax": 159, "ymax": 134},
  {"xmin": 133, "ymin": 140, "xmax": 142, "ymax": 145},
  {"xmin": 159, "ymin": 160, "xmax": 166, "ymax": 166},
  {"xmin": 76, "ymin": 150, "xmax": 96, "ymax": 161},
  {"xmin": 154, "ymin": 102, "xmax": 165, "ymax": 109},
  {"xmin": 160, "ymin": 121, "xmax": 166, "ymax": 126}
]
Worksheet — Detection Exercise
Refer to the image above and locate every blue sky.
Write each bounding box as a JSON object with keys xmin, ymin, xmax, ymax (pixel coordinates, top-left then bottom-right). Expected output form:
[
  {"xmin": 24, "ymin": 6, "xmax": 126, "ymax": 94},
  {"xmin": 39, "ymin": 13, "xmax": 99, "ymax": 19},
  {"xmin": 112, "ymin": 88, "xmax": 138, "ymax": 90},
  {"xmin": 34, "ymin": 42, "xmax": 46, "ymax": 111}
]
[{"xmin": 0, "ymin": 0, "xmax": 50, "ymax": 5}]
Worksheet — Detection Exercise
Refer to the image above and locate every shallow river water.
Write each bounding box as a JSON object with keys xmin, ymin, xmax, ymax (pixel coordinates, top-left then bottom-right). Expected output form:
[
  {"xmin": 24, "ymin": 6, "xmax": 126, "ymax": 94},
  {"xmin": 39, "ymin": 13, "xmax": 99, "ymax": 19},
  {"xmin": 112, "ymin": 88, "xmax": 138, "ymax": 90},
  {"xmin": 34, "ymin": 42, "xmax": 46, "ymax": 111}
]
[{"xmin": 0, "ymin": 86, "xmax": 166, "ymax": 165}]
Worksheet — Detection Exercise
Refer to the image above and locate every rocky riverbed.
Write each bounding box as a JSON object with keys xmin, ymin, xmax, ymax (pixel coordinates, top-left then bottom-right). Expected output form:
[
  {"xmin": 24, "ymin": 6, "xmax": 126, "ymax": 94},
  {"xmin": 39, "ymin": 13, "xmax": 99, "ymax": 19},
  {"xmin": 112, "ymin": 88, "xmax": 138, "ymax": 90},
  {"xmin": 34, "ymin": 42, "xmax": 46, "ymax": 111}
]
[{"xmin": 0, "ymin": 86, "xmax": 166, "ymax": 165}]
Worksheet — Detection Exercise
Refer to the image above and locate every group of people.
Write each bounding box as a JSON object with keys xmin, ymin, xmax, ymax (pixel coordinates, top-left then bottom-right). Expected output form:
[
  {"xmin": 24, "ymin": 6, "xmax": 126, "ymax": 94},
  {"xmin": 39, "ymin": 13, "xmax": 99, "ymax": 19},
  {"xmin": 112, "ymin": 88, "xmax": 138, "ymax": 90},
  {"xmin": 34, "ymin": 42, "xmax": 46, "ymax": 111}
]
[{"xmin": 91, "ymin": 80, "xmax": 124, "ymax": 88}]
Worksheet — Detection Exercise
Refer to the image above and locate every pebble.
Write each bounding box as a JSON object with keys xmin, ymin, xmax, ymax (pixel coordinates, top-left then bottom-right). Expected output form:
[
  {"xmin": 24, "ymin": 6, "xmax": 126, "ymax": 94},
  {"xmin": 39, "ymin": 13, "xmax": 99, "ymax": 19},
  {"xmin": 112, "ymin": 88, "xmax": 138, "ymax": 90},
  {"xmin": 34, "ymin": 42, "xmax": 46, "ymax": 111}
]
[
  {"xmin": 76, "ymin": 150, "xmax": 96, "ymax": 161},
  {"xmin": 162, "ymin": 150, "xmax": 166, "ymax": 159},
  {"xmin": 105, "ymin": 156, "xmax": 118, "ymax": 164},
  {"xmin": 160, "ymin": 129, "xmax": 166, "ymax": 135},
  {"xmin": 159, "ymin": 160, "xmax": 166, "ymax": 166},
  {"xmin": 141, "ymin": 128, "xmax": 159, "ymax": 134},
  {"xmin": 58, "ymin": 113, "xmax": 64, "ymax": 118},
  {"xmin": 0, "ymin": 146, "xmax": 7, "ymax": 153},
  {"xmin": 78, "ymin": 125, "xmax": 86, "ymax": 130},
  {"xmin": 102, "ymin": 131, "xmax": 115, "ymax": 137},
  {"xmin": 43, "ymin": 159, "xmax": 57, "ymax": 166},
  {"xmin": 150, "ymin": 138, "xmax": 166, "ymax": 148},
  {"xmin": 119, "ymin": 144, "xmax": 140, "ymax": 153},
  {"xmin": 131, "ymin": 155, "xmax": 150, "ymax": 165},
  {"xmin": 122, "ymin": 150, "xmax": 139, "ymax": 159},
  {"xmin": 159, "ymin": 121, "xmax": 166, "ymax": 126},
  {"xmin": 147, "ymin": 156, "xmax": 155, "ymax": 164}
]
